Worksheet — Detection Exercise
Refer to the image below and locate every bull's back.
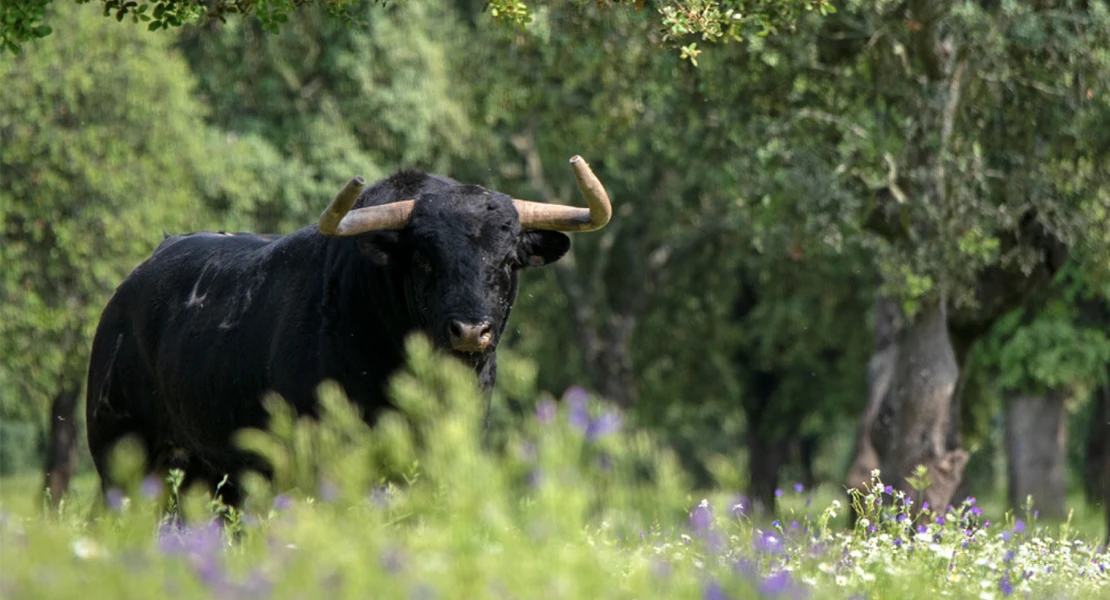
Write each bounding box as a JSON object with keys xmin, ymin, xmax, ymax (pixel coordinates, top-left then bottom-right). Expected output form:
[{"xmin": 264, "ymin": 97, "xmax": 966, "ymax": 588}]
[{"xmin": 87, "ymin": 231, "xmax": 325, "ymax": 469}]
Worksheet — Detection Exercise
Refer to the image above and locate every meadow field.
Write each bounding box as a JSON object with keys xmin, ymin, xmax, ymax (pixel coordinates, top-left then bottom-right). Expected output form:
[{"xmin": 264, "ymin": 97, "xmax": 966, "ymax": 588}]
[{"xmin": 1, "ymin": 341, "xmax": 1107, "ymax": 600}]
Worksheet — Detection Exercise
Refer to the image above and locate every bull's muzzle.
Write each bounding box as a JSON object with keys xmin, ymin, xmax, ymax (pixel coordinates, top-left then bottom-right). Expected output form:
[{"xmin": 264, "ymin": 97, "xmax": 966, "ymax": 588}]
[{"xmin": 448, "ymin": 319, "xmax": 493, "ymax": 353}]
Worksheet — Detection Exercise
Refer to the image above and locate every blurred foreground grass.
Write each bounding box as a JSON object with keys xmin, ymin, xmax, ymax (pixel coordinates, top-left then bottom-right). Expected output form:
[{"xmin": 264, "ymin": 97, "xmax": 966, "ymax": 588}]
[{"xmin": 0, "ymin": 337, "xmax": 1106, "ymax": 599}]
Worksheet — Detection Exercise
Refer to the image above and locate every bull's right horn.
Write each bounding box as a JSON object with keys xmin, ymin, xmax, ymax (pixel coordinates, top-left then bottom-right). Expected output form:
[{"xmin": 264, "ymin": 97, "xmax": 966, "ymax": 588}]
[{"xmin": 318, "ymin": 176, "xmax": 416, "ymax": 237}]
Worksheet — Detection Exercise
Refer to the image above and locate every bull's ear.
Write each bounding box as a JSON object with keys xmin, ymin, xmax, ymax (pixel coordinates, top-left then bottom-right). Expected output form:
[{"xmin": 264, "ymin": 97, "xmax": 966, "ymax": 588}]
[
  {"xmin": 356, "ymin": 232, "xmax": 403, "ymax": 266},
  {"xmin": 519, "ymin": 230, "xmax": 570, "ymax": 267}
]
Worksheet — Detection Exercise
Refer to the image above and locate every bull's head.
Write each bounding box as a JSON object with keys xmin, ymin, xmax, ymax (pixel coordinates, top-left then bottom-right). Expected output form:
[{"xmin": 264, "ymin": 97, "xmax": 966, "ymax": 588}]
[{"xmin": 317, "ymin": 156, "xmax": 611, "ymax": 356}]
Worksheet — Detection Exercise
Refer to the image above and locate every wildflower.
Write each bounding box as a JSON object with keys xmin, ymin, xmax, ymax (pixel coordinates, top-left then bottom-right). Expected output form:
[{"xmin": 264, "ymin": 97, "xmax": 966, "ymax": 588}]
[
  {"xmin": 703, "ymin": 579, "xmax": 729, "ymax": 600},
  {"xmin": 759, "ymin": 571, "xmax": 808, "ymax": 598},
  {"xmin": 753, "ymin": 530, "xmax": 783, "ymax": 555},
  {"xmin": 535, "ymin": 399, "xmax": 557, "ymax": 424},
  {"xmin": 775, "ymin": 488, "xmax": 784, "ymax": 498},
  {"xmin": 935, "ymin": 515, "xmax": 946, "ymax": 526},
  {"xmin": 731, "ymin": 495, "xmax": 750, "ymax": 519},
  {"xmin": 140, "ymin": 476, "xmax": 163, "ymax": 501},
  {"xmin": 105, "ymin": 487, "xmax": 127, "ymax": 512},
  {"xmin": 794, "ymin": 483, "xmax": 804, "ymax": 493},
  {"xmin": 690, "ymin": 500, "xmax": 713, "ymax": 534},
  {"xmin": 586, "ymin": 411, "xmax": 622, "ymax": 440},
  {"xmin": 884, "ymin": 485, "xmax": 894, "ymax": 495},
  {"xmin": 1013, "ymin": 519, "xmax": 1026, "ymax": 534},
  {"xmin": 999, "ymin": 574, "xmax": 1013, "ymax": 596},
  {"xmin": 565, "ymin": 387, "xmax": 590, "ymax": 431},
  {"xmin": 272, "ymin": 494, "xmax": 293, "ymax": 512}
]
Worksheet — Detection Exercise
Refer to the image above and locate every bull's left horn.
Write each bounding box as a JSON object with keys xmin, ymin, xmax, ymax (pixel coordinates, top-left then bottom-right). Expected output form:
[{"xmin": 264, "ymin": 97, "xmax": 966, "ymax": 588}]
[
  {"xmin": 318, "ymin": 176, "xmax": 416, "ymax": 237},
  {"xmin": 514, "ymin": 156, "xmax": 612, "ymax": 232}
]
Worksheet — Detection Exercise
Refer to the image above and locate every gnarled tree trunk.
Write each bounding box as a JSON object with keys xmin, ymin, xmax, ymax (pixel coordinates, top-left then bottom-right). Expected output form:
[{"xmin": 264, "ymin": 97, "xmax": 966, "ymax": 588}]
[
  {"xmin": 1006, "ymin": 389, "xmax": 1067, "ymax": 520},
  {"xmin": 43, "ymin": 385, "xmax": 80, "ymax": 510},
  {"xmin": 845, "ymin": 297, "xmax": 901, "ymax": 524},
  {"xmin": 871, "ymin": 300, "xmax": 967, "ymax": 511}
]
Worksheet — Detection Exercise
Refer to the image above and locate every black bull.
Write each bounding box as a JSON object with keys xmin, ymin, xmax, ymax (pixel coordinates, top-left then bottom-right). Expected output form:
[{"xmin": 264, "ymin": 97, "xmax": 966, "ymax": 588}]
[{"xmin": 85, "ymin": 156, "xmax": 611, "ymax": 506}]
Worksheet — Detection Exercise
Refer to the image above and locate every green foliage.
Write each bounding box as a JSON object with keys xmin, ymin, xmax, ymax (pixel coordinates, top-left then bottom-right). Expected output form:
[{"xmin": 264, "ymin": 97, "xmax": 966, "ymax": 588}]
[
  {"xmin": 0, "ymin": 0, "xmax": 833, "ymax": 55},
  {"xmin": 0, "ymin": 421, "xmax": 41, "ymax": 474},
  {"xmin": 980, "ymin": 268, "xmax": 1110, "ymax": 394},
  {"xmin": 1, "ymin": 352, "xmax": 1108, "ymax": 599},
  {"xmin": 0, "ymin": 2, "xmax": 228, "ymax": 424},
  {"xmin": 176, "ymin": 0, "xmax": 476, "ymax": 230}
]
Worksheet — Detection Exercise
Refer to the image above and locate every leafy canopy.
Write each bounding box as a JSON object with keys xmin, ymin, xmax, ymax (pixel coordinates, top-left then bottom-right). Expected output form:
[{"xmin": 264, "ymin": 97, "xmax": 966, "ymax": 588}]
[{"xmin": 1, "ymin": 0, "xmax": 834, "ymax": 55}]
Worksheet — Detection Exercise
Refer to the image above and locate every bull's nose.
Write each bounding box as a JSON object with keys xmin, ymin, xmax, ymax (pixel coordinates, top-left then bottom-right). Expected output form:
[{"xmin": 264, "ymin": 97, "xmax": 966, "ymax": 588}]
[{"xmin": 448, "ymin": 319, "xmax": 493, "ymax": 353}]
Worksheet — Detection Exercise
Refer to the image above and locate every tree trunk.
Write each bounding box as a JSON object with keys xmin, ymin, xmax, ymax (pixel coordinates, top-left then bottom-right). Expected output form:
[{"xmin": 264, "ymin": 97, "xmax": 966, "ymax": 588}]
[
  {"xmin": 1006, "ymin": 390, "xmax": 1068, "ymax": 520},
  {"xmin": 845, "ymin": 297, "xmax": 901, "ymax": 520},
  {"xmin": 748, "ymin": 434, "xmax": 789, "ymax": 515},
  {"xmin": 42, "ymin": 386, "xmax": 81, "ymax": 510},
  {"xmin": 871, "ymin": 300, "xmax": 967, "ymax": 512},
  {"xmin": 1085, "ymin": 376, "xmax": 1109, "ymax": 538}
]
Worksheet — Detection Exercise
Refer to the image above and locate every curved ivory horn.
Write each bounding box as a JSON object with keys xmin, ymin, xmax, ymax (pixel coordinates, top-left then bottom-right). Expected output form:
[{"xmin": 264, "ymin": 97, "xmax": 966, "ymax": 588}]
[
  {"xmin": 513, "ymin": 156, "xmax": 612, "ymax": 232},
  {"xmin": 318, "ymin": 176, "xmax": 417, "ymax": 237}
]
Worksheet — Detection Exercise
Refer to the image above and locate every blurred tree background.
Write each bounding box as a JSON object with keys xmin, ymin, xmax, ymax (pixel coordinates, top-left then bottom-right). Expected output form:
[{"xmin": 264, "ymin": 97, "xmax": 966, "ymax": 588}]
[{"xmin": 1, "ymin": 0, "xmax": 1107, "ymax": 530}]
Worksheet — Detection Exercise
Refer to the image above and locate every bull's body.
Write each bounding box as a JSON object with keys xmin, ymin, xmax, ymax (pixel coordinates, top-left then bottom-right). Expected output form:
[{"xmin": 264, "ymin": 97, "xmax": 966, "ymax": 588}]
[{"xmin": 86, "ymin": 162, "xmax": 609, "ymax": 505}]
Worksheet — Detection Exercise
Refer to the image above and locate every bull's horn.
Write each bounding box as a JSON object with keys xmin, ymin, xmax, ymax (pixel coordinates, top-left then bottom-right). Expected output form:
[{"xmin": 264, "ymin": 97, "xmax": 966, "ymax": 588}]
[
  {"xmin": 514, "ymin": 156, "xmax": 612, "ymax": 232},
  {"xmin": 318, "ymin": 176, "xmax": 416, "ymax": 237}
]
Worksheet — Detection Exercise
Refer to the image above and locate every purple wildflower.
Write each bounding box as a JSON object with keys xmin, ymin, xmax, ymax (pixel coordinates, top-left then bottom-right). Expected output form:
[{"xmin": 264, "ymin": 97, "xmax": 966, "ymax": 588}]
[
  {"xmin": 884, "ymin": 485, "xmax": 894, "ymax": 495},
  {"xmin": 999, "ymin": 575, "xmax": 1013, "ymax": 596},
  {"xmin": 272, "ymin": 494, "xmax": 293, "ymax": 512},
  {"xmin": 921, "ymin": 501, "xmax": 930, "ymax": 511},
  {"xmin": 1013, "ymin": 519, "xmax": 1026, "ymax": 534},
  {"xmin": 733, "ymin": 558, "xmax": 757, "ymax": 577},
  {"xmin": 690, "ymin": 501, "xmax": 713, "ymax": 534},
  {"xmin": 1004, "ymin": 550, "xmax": 1015, "ymax": 563},
  {"xmin": 935, "ymin": 516, "xmax": 946, "ymax": 526},
  {"xmin": 970, "ymin": 506, "xmax": 983, "ymax": 517},
  {"xmin": 564, "ymin": 387, "xmax": 590, "ymax": 432},
  {"xmin": 794, "ymin": 483, "xmax": 804, "ymax": 493},
  {"xmin": 105, "ymin": 487, "xmax": 126, "ymax": 512},
  {"xmin": 703, "ymin": 579, "xmax": 729, "ymax": 600},
  {"xmin": 535, "ymin": 399, "xmax": 557, "ymax": 425},
  {"xmin": 140, "ymin": 476, "xmax": 163, "ymax": 501},
  {"xmin": 894, "ymin": 538, "xmax": 903, "ymax": 547},
  {"xmin": 586, "ymin": 411, "xmax": 622, "ymax": 441},
  {"xmin": 753, "ymin": 530, "xmax": 784, "ymax": 555},
  {"xmin": 916, "ymin": 525, "xmax": 927, "ymax": 534},
  {"xmin": 775, "ymin": 488, "xmax": 783, "ymax": 498},
  {"xmin": 730, "ymin": 495, "xmax": 750, "ymax": 519}
]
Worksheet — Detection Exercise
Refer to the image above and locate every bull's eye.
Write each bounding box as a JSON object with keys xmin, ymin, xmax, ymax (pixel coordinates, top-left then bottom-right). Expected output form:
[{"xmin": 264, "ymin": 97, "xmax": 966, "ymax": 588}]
[{"xmin": 412, "ymin": 252, "xmax": 432, "ymax": 273}]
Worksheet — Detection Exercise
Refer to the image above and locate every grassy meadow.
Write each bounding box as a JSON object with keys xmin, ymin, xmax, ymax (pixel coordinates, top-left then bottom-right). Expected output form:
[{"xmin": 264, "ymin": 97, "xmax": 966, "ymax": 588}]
[{"xmin": 1, "ymin": 339, "xmax": 1107, "ymax": 599}]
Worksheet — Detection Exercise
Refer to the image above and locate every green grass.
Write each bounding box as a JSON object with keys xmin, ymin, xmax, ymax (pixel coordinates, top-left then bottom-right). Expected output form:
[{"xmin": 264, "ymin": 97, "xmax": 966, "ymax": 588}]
[{"xmin": 1, "ymin": 339, "xmax": 1107, "ymax": 599}]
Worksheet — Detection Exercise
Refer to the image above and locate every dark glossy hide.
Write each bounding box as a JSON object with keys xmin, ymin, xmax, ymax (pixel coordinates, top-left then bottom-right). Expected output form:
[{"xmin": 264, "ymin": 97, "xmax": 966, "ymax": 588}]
[{"xmin": 85, "ymin": 170, "xmax": 569, "ymax": 505}]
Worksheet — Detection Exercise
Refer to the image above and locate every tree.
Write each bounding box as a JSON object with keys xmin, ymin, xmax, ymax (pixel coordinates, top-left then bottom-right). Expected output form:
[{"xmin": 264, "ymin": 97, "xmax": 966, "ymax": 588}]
[
  {"xmin": 775, "ymin": 0, "xmax": 1110, "ymax": 512},
  {"xmin": 1, "ymin": 0, "xmax": 833, "ymax": 55},
  {"xmin": 0, "ymin": 1, "xmax": 244, "ymax": 505}
]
